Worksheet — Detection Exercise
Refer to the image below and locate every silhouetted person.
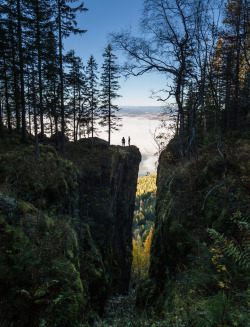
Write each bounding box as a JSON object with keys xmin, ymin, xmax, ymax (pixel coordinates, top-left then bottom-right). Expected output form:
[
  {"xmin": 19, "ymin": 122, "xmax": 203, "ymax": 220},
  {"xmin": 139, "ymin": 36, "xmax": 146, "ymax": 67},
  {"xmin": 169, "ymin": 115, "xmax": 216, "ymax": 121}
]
[
  {"xmin": 128, "ymin": 136, "xmax": 130, "ymax": 146},
  {"xmin": 122, "ymin": 137, "xmax": 125, "ymax": 147}
]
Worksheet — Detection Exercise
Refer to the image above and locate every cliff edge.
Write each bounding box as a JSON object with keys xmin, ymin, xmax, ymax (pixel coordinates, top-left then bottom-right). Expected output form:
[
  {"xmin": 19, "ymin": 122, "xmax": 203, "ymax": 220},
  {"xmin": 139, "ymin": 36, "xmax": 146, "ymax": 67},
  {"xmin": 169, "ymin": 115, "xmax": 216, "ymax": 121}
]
[{"xmin": 66, "ymin": 138, "xmax": 141, "ymax": 309}]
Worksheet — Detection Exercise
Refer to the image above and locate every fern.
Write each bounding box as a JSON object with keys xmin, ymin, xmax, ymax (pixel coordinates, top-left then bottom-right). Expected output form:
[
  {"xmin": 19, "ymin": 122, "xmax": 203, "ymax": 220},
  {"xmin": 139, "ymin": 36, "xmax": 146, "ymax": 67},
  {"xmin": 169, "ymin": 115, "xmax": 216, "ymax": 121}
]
[{"xmin": 207, "ymin": 217, "xmax": 250, "ymax": 270}]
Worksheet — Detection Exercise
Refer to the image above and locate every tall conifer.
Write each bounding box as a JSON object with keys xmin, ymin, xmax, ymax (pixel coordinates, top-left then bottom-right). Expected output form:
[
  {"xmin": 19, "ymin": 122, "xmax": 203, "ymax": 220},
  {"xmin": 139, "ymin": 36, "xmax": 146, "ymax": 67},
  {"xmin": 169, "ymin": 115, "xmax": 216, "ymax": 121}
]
[
  {"xmin": 55, "ymin": 0, "xmax": 87, "ymax": 151},
  {"xmin": 85, "ymin": 55, "xmax": 99, "ymax": 143},
  {"xmin": 99, "ymin": 44, "xmax": 122, "ymax": 145}
]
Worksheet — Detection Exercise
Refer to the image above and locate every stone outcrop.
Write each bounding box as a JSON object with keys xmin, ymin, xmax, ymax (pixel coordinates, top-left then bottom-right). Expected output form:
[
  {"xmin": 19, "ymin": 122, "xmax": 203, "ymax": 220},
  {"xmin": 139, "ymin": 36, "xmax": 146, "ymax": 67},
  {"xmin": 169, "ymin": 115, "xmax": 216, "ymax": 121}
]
[{"xmin": 66, "ymin": 138, "xmax": 141, "ymax": 300}]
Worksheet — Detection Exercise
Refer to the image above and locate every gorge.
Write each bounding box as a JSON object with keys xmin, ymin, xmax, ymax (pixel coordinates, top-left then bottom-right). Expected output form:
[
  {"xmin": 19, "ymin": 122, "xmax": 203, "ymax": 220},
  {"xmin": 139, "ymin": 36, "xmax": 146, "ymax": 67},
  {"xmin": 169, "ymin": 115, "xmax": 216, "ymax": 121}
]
[{"xmin": 0, "ymin": 128, "xmax": 249, "ymax": 327}]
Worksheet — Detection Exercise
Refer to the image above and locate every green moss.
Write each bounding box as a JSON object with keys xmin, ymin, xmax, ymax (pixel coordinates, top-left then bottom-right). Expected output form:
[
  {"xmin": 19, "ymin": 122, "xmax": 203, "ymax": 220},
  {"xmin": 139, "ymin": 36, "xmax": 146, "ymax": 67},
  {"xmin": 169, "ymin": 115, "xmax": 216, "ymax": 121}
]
[
  {"xmin": 17, "ymin": 200, "xmax": 38, "ymax": 215},
  {"xmin": 0, "ymin": 203, "xmax": 87, "ymax": 326},
  {"xmin": 0, "ymin": 136, "xmax": 141, "ymax": 325},
  {"xmin": 0, "ymin": 145, "xmax": 79, "ymax": 213},
  {"xmin": 137, "ymin": 136, "xmax": 249, "ymax": 326}
]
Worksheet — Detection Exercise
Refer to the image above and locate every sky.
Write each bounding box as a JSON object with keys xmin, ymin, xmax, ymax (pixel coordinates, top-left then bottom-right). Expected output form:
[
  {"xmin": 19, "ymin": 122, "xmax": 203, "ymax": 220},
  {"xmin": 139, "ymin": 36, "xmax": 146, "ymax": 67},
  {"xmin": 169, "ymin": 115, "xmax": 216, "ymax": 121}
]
[{"xmin": 64, "ymin": 0, "xmax": 167, "ymax": 107}]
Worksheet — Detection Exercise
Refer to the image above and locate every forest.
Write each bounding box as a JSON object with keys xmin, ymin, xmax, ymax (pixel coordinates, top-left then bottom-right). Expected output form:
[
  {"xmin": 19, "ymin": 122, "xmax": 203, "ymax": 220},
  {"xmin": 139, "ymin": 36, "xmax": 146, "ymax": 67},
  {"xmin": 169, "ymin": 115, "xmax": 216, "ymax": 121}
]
[
  {"xmin": 0, "ymin": 0, "xmax": 249, "ymax": 326},
  {"xmin": 0, "ymin": 0, "xmax": 249, "ymax": 152},
  {"xmin": 131, "ymin": 174, "xmax": 156, "ymax": 283},
  {"xmin": 0, "ymin": 0, "xmax": 121, "ymax": 150}
]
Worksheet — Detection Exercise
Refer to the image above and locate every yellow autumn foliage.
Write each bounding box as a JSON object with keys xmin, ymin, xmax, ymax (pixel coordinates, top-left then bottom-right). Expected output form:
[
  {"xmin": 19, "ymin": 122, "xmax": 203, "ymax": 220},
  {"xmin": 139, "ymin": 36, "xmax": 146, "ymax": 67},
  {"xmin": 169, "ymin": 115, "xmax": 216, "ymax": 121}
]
[{"xmin": 131, "ymin": 227, "xmax": 153, "ymax": 282}]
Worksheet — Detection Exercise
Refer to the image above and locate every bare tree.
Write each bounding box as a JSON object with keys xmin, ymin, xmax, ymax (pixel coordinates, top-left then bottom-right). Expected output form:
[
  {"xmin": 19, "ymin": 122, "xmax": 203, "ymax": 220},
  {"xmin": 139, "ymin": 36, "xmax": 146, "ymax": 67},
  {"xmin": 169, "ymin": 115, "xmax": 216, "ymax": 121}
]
[{"xmin": 112, "ymin": 0, "xmax": 220, "ymax": 160}]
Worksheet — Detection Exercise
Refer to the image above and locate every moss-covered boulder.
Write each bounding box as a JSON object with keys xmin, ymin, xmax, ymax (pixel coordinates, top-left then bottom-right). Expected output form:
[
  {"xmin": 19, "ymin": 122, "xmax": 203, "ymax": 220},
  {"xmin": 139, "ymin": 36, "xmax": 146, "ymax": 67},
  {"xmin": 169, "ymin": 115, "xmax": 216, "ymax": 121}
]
[
  {"xmin": 0, "ymin": 145, "xmax": 78, "ymax": 213},
  {"xmin": 0, "ymin": 196, "xmax": 87, "ymax": 327}
]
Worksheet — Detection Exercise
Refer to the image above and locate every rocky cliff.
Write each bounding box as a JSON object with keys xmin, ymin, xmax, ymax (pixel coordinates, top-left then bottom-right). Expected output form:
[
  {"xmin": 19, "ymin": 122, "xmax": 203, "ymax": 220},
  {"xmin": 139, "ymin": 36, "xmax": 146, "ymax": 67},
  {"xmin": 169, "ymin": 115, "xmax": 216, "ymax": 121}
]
[
  {"xmin": 0, "ymin": 136, "xmax": 141, "ymax": 326},
  {"xmin": 66, "ymin": 138, "xmax": 141, "ymax": 309},
  {"xmin": 137, "ymin": 133, "xmax": 249, "ymax": 326}
]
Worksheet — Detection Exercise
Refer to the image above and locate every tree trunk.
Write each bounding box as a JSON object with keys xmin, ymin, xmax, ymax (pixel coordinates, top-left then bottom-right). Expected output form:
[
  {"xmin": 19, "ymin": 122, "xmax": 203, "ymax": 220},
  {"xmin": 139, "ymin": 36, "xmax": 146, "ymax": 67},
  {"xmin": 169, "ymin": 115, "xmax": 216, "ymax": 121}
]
[
  {"xmin": 201, "ymin": 68, "xmax": 207, "ymax": 134},
  {"xmin": 32, "ymin": 66, "xmax": 40, "ymax": 158},
  {"xmin": 55, "ymin": 116, "xmax": 58, "ymax": 148},
  {"xmin": 225, "ymin": 53, "xmax": 231, "ymax": 132},
  {"xmin": 27, "ymin": 70, "xmax": 32, "ymax": 137},
  {"xmin": 91, "ymin": 86, "xmax": 94, "ymax": 146},
  {"xmin": 0, "ymin": 101, "xmax": 4, "ymax": 138},
  {"xmin": 76, "ymin": 88, "xmax": 81, "ymax": 141},
  {"xmin": 91, "ymin": 107, "xmax": 94, "ymax": 144},
  {"xmin": 10, "ymin": 20, "xmax": 20, "ymax": 130},
  {"xmin": 17, "ymin": 0, "xmax": 26, "ymax": 142},
  {"xmin": 73, "ymin": 85, "xmax": 76, "ymax": 142},
  {"xmin": 108, "ymin": 64, "xmax": 111, "ymax": 145},
  {"xmin": 35, "ymin": 0, "xmax": 44, "ymax": 141},
  {"xmin": 3, "ymin": 57, "xmax": 12, "ymax": 133},
  {"xmin": 49, "ymin": 115, "xmax": 53, "ymax": 137},
  {"xmin": 58, "ymin": 0, "xmax": 65, "ymax": 152},
  {"xmin": 175, "ymin": 72, "xmax": 185, "ymax": 161},
  {"xmin": 234, "ymin": 26, "xmax": 240, "ymax": 129},
  {"xmin": 176, "ymin": 111, "xmax": 179, "ymax": 135}
]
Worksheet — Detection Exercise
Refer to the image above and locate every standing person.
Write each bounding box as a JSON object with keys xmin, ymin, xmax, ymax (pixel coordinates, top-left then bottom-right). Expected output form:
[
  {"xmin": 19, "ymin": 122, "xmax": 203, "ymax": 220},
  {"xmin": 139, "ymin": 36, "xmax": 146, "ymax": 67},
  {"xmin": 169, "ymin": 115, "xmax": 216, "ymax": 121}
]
[
  {"xmin": 128, "ymin": 136, "xmax": 130, "ymax": 146},
  {"xmin": 122, "ymin": 137, "xmax": 125, "ymax": 147}
]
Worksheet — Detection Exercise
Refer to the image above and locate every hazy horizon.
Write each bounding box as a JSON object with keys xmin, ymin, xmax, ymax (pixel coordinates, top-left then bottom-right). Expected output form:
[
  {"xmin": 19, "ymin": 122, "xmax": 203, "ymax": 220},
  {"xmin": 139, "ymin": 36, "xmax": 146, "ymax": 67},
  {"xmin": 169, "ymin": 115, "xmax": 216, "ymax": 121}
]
[{"xmin": 97, "ymin": 107, "xmax": 173, "ymax": 176}]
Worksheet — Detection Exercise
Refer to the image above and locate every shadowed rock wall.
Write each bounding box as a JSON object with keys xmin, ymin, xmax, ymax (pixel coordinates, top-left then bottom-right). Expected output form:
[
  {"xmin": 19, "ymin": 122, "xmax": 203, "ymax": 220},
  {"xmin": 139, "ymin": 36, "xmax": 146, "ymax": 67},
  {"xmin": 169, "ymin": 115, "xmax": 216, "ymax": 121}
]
[
  {"xmin": 67, "ymin": 139, "xmax": 141, "ymax": 298},
  {"xmin": 0, "ymin": 137, "xmax": 141, "ymax": 325}
]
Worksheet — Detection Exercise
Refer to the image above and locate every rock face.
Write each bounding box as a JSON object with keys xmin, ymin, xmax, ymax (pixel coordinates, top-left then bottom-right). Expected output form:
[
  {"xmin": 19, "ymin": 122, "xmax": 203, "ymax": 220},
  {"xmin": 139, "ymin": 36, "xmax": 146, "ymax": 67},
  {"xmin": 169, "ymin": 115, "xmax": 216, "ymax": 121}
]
[
  {"xmin": 67, "ymin": 138, "xmax": 141, "ymax": 299},
  {"xmin": 136, "ymin": 135, "xmax": 249, "ymax": 326},
  {"xmin": 0, "ymin": 138, "xmax": 141, "ymax": 326}
]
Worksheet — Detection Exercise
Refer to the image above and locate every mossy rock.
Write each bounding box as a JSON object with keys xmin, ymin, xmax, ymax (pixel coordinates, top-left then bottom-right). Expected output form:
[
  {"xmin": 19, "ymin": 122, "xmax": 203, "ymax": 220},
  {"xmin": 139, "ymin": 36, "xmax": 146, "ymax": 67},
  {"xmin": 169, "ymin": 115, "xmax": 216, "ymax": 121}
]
[
  {"xmin": 0, "ymin": 200, "xmax": 87, "ymax": 327},
  {"xmin": 138, "ymin": 135, "xmax": 249, "ymax": 325},
  {"xmin": 0, "ymin": 145, "xmax": 78, "ymax": 213}
]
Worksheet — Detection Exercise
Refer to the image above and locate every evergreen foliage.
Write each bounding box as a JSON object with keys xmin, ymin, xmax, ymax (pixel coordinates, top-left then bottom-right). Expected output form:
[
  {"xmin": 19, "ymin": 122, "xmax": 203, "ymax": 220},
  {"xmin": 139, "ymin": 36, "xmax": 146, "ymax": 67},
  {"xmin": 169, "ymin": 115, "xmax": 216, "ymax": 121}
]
[
  {"xmin": 0, "ymin": 0, "xmax": 88, "ymax": 150},
  {"xmin": 99, "ymin": 44, "xmax": 122, "ymax": 145},
  {"xmin": 85, "ymin": 55, "xmax": 99, "ymax": 141},
  {"xmin": 65, "ymin": 50, "xmax": 87, "ymax": 142}
]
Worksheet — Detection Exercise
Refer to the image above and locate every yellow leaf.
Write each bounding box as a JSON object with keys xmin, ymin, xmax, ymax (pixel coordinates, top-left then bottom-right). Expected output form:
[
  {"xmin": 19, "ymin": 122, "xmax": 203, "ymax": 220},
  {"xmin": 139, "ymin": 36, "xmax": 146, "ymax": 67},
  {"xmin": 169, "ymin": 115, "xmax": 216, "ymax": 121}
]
[
  {"xmin": 224, "ymin": 278, "xmax": 231, "ymax": 283},
  {"xmin": 218, "ymin": 281, "xmax": 225, "ymax": 288}
]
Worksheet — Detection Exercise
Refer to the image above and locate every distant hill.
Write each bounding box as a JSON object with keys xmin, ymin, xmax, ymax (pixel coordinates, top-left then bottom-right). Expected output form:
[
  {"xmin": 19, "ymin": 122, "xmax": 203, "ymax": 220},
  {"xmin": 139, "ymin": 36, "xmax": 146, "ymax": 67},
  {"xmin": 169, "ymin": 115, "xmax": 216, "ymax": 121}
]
[
  {"xmin": 117, "ymin": 106, "xmax": 174, "ymax": 120},
  {"xmin": 118, "ymin": 106, "xmax": 162, "ymax": 118}
]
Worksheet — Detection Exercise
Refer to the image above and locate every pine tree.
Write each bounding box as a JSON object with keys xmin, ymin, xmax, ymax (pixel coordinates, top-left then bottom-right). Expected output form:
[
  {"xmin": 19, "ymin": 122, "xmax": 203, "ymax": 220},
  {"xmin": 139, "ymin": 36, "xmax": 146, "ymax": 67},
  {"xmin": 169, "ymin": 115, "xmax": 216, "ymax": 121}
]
[
  {"xmin": 43, "ymin": 25, "xmax": 60, "ymax": 144},
  {"xmin": 54, "ymin": 0, "xmax": 87, "ymax": 151},
  {"xmin": 16, "ymin": 0, "xmax": 28, "ymax": 142},
  {"xmin": 223, "ymin": 0, "xmax": 250, "ymax": 128},
  {"xmin": 65, "ymin": 50, "xmax": 86, "ymax": 142},
  {"xmin": 29, "ymin": 0, "xmax": 52, "ymax": 141},
  {"xmin": 8, "ymin": 1, "xmax": 21, "ymax": 130},
  {"xmin": 31, "ymin": 58, "xmax": 40, "ymax": 158},
  {"xmin": 99, "ymin": 44, "xmax": 122, "ymax": 145},
  {"xmin": 0, "ymin": 24, "xmax": 12, "ymax": 133},
  {"xmin": 85, "ymin": 55, "xmax": 99, "ymax": 143}
]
